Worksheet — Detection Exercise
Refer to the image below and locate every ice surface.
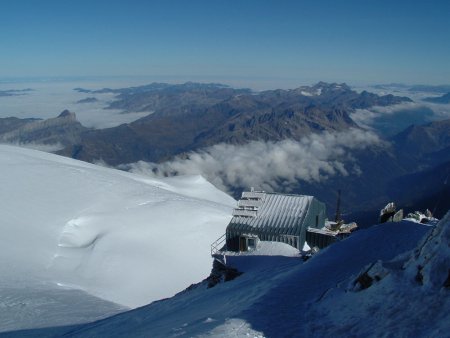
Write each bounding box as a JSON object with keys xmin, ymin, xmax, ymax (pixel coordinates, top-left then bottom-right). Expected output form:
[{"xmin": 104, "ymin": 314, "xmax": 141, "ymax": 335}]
[{"xmin": 0, "ymin": 145, "xmax": 235, "ymax": 331}]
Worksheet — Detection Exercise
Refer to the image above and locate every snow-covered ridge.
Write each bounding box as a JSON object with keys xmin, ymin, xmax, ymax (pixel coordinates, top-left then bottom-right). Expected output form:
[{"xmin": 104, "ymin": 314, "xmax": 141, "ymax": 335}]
[
  {"xmin": 410, "ymin": 210, "xmax": 450, "ymax": 289},
  {"xmin": 0, "ymin": 145, "xmax": 235, "ymax": 317}
]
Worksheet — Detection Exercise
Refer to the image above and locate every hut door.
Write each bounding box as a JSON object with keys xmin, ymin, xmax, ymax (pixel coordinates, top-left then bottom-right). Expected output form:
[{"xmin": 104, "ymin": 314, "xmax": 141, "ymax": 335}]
[{"xmin": 239, "ymin": 237, "xmax": 247, "ymax": 251}]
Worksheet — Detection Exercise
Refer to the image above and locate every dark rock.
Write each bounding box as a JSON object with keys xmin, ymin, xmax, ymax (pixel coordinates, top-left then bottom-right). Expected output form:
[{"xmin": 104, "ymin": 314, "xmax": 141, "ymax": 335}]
[
  {"xmin": 415, "ymin": 265, "xmax": 424, "ymax": 285},
  {"xmin": 443, "ymin": 269, "xmax": 450, "ymax": 288},
  {"xmin": 207, "ymin": 259, "xmax": 242, "ymax": 288},
  {"xmin": 355, "ymin": 271, "xmax": 374, "ymax": 290}
]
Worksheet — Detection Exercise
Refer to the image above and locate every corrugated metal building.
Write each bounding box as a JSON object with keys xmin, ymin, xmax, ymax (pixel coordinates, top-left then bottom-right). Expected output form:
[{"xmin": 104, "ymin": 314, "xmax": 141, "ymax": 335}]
[{"xmin": 226, "ymin": 191, "xmax": 327, "ymax": 251}]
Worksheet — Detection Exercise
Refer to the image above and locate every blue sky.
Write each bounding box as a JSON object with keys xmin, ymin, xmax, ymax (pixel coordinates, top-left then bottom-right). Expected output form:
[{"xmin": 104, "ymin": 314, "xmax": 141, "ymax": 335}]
[{"xmin": 1, "ymin": 0, "xmax": 449, "ymax": 85}]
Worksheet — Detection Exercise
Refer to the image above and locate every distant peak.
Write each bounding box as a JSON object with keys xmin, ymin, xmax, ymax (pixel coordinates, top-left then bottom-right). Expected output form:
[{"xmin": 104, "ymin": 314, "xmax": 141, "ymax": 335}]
[
  {"xmin": 58, "ymin": 110, "xmax": 75, "ymax": 118},
  {"xmin": 312, "ymin": 82, "xmax": 350, "ymax": 90},
  {"xmin": 314, "ymin": 81, "xmax": 329, "ymax": 87},
  {"xmin": 57, "ymin": 109, "xmax": 78, "ymax": 122}
]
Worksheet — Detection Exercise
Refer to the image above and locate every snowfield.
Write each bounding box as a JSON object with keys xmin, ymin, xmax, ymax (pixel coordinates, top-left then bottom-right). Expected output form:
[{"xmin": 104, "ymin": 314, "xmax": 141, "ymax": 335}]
[
  {"xmin": 0, "ymin": 145, "xmax": 235, "ymax": 332},
  {"xmin": 7, "ymin": 212, "xmax": 448, "ymax": 337}
]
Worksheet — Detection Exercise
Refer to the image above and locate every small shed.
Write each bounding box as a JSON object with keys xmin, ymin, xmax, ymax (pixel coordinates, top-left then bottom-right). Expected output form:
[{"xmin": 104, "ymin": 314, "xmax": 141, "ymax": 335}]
[{"xmin": 226, "ymin": 191, "xmax": 327, "ymax": 251}]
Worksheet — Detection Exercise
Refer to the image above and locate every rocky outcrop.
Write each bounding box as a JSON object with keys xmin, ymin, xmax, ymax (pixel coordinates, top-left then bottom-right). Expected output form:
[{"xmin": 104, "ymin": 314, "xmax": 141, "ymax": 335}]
[
  {"xmin": 0, "ymin": 110, "xmax": 88, "ymax": 148},
  {"xmin": 352, "ymin": 210, "xmax": 449, "ymax": 293},
  {"xmin": 206, "ymin": 259, "xmax": 242, "ymax": 288}
]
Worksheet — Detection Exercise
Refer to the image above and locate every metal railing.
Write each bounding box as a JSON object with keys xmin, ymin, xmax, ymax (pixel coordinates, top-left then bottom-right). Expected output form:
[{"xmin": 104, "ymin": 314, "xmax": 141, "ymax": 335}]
[{"xmin": 211, "ymin": 233, "xmax": 226, "ymax": 256}]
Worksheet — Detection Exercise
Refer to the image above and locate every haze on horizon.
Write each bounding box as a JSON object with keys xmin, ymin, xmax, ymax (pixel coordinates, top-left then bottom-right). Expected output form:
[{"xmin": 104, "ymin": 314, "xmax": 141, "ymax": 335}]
[{"xmin": 1, "ymin": 0, "xmax": 449, "ymax": 86}]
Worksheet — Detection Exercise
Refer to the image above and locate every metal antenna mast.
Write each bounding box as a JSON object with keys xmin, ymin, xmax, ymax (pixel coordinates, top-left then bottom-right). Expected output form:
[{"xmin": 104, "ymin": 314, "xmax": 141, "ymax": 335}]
[{"xmin": 335, "ymin": 189, "xmax": 342, "ymax": 223}]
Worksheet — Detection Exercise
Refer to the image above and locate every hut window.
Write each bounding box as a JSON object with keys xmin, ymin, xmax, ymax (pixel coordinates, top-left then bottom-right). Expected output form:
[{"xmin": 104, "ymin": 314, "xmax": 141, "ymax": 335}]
[{"xmin": 316, "ymin": 215, "xmax": 319, "ymax": 227}]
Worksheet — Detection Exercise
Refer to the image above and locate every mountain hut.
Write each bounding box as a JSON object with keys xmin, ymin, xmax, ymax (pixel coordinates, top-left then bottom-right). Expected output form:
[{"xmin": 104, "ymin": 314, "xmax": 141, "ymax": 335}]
[{"xmin": 225, "ymin": 191, "xmax": 327, "ymax": 252}]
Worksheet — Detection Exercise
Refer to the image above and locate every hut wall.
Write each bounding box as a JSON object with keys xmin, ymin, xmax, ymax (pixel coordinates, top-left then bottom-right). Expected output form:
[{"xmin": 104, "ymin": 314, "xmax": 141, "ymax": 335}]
[
  {"xmin": 299, "ymin": 198, "xmax": 326, "ymax": 249},
  {"xmin": 305, "ymin": 230, "xmax": 337, "ymax": 249}
]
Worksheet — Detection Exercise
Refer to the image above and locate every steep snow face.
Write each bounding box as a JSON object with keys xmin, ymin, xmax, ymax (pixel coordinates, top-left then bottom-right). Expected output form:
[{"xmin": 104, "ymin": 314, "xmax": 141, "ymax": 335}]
[
  {"xmin": 0, "ymin": 145, "xmax": 235, "ymax": 314},
  {"xmin": 411, "ymin": 211, "xmax": 450, "ymax": 289}
]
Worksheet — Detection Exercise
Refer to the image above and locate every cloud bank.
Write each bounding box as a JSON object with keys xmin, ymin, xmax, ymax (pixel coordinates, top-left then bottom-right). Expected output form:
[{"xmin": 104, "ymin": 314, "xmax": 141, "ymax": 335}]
[{"xmin": 122, "ymin": 129, "xmax": 381, "ymax": 193}]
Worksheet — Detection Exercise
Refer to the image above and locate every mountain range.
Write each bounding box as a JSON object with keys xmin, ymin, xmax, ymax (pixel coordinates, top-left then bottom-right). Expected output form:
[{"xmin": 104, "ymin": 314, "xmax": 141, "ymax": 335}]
[
  {"xmin": 0, "ymin": 82, "xmax": 448, "ymax": 223},
  {"xmin": 62, "ymin": 82, "xmax": 411, "ymax": 164}
]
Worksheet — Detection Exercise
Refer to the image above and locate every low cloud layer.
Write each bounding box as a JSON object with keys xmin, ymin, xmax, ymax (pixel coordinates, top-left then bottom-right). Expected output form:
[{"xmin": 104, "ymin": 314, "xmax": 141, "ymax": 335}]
[
  {"xmin": 123, "ymin": 129, "xmax": 381, "ymax": 192},
  {"xmin": 0, "ymin": 79, "xmax": 151, "ymax": 129},
  {"xmin": 351, "ymin": 86, "xmax": 450, "ymax": 130},
  {"xmin": 351, "ymin": 102, "xmax": 425, "ymax": 130},
  {"xmin": 351, "ymin": 101, "xmax": 450, "ymax": 131}
]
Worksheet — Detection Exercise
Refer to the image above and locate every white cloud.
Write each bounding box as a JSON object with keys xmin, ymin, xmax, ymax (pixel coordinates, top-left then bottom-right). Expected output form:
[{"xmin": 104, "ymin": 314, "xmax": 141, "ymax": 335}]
[
  {"xmin": 351, "ymin": 101, "xmax": 450, "ymax": 130},
  {"xmin": 121, "ymin": 129, "xmax": 382, "ymax": 192}
]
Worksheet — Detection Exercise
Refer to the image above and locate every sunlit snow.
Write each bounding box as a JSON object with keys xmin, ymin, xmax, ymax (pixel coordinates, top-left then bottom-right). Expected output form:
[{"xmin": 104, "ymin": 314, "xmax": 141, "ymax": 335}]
[{"xmin": 0, "ymin": 145, "xmax": 235, "ymax": 331}]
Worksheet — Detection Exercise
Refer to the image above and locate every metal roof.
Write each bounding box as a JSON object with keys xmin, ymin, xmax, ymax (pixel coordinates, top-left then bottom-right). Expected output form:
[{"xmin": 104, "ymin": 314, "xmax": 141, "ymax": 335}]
[{"xmin": 227, "ymin": 192, "xmax": 314, "ymax": 236}]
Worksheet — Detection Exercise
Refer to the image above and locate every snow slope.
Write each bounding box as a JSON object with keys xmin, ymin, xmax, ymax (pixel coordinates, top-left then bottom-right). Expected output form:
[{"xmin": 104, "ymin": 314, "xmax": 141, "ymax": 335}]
[
  {"xmin": 7, "ymin": 216, "xmax": 441, "ymax": 337},
  {"xmin": 303, "ymin": 211, "xmax": 450, "ymax": 337},
  {"xmin": 0, "ymin": 145, "xmax": 235, "ymax": 331}
]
